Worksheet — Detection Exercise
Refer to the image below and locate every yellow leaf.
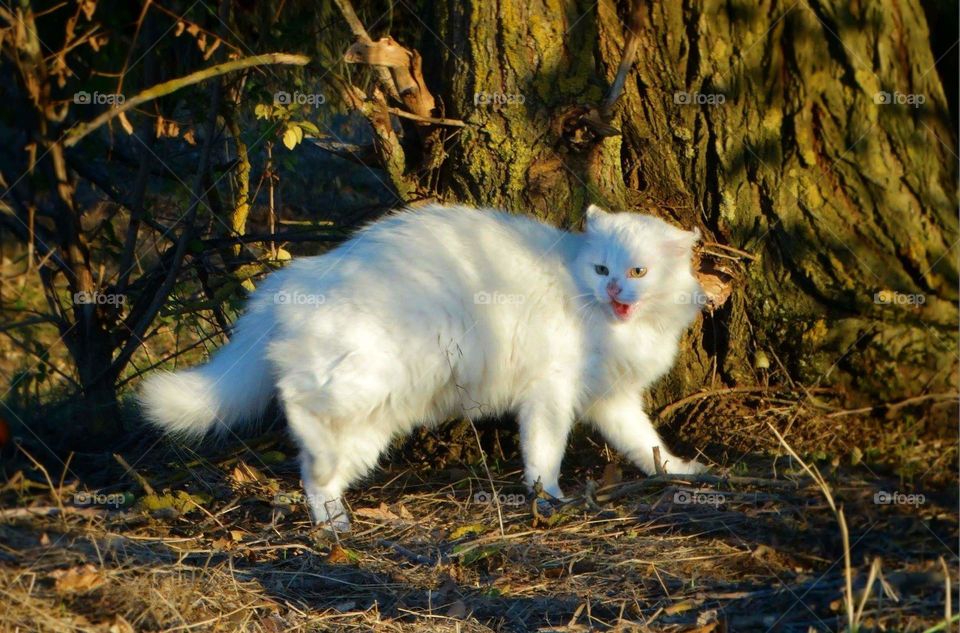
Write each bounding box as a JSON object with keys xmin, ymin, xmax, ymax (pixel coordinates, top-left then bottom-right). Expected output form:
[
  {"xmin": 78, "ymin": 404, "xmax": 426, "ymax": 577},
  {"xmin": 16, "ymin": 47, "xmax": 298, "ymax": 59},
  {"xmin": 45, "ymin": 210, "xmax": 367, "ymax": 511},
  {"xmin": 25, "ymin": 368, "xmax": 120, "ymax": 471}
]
[
  {"xmin": 326, "ymin": 545, "xmax": 361, "ymax": 564},
  {"xmin": 231, "ymin": 461, "xmax": 264, "ymax": 484},
  {"xmin": 664, "ymin": 599, "xmax": 700, "ymax": 615},
  {"xmin": 135, "ymin": 490, "xmax": 210, "ymax": 516},
  {"xmin": 353, "ymin": 503, "xmax": 399, "ymax": 521},
  {"xmin": 282, "ymin": 126, "xmax": 298, "ymax": 150},
  {"xmin": 258, "ymin": 450, "xmax": 287, "ymax": 464},
  {"xmin": 449, "ymin": 523, "xmax": 487, "ymax": 540},
  {"xmin": 51, "ymin": 564, "xmax": 104, "ymax": 593}
]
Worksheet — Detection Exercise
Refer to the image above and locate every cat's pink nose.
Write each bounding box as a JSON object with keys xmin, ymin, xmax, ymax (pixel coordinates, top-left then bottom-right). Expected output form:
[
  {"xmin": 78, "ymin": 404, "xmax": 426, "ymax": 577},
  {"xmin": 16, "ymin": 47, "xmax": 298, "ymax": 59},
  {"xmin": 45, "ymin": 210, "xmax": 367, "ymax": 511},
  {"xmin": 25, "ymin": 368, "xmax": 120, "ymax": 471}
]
[{"xmin": 606, "ymin": 281, "xmax": 621, "ymax": 299}]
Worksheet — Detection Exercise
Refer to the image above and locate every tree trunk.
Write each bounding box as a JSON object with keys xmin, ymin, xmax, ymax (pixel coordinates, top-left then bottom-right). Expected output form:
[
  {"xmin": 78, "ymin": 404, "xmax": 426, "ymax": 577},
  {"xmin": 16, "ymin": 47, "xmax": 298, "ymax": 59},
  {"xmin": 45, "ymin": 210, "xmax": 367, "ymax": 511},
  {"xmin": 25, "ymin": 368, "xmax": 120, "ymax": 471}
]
[{"xmin": 415, "ymin": 0, "xmax": 957, "ymax": 455}]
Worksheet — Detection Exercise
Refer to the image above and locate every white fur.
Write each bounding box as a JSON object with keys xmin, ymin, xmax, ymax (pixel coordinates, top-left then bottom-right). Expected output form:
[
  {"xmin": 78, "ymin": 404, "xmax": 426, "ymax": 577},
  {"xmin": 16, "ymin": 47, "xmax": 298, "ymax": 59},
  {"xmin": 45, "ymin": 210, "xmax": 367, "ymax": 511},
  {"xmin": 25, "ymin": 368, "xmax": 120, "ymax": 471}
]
[{"xmin": 139, "ymin": 204, "xmax": 705, "ymax": 530}]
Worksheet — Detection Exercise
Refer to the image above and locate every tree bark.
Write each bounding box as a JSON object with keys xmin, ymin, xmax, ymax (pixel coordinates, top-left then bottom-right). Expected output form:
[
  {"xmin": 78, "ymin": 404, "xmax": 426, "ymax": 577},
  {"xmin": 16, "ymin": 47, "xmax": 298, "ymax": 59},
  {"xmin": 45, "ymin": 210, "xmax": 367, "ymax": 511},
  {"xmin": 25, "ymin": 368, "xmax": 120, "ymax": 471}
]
[{"xmin": 415, "ymin": 0, "xmax": 957, "ymax": 444}]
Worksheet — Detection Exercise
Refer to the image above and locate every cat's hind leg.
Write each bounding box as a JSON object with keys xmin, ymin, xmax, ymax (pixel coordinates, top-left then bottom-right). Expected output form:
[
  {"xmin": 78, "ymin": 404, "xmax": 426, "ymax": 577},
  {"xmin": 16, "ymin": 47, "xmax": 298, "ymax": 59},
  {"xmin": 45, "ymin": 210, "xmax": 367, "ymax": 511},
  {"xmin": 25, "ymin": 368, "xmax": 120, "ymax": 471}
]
[
  {"xmin": 273, "ymin": 341, "xmax": 406, "ymax": 530},
  {"xmin": 282, "ymin": 397, "xmax": 395, "ymax": 531},
  {"xmin": 587, "ymin": 392, "xmax": 705, "ymax": 475}
]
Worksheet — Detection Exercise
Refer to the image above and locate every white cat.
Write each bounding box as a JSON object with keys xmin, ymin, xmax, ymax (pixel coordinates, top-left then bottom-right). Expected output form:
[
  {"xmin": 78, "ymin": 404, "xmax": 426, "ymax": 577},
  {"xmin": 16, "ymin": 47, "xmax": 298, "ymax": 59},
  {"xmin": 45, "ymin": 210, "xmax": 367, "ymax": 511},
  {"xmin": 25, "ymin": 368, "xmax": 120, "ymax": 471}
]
[{"xmin": 139, "ymin": 204, "xmax": 706, "ymax": 530}]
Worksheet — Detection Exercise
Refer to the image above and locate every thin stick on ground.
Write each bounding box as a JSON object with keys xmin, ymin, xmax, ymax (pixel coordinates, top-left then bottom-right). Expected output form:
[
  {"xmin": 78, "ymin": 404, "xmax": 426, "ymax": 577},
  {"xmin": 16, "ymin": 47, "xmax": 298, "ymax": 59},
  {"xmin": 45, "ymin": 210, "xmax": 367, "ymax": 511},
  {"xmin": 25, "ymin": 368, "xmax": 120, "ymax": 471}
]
[
  {"xmin": 467, "ymin": 419, "xmax": 506, "ymax": 536},
  {"xmin": 940, "ymin": 556, "xmax": 953, "ymax": 632},
  {"xmin": 15, "ymin": 443, "xmax": 66, "ymax": 525},
  {"xmin": 767, "ymin": 421, "xmax": 856, "ymax": 632}
]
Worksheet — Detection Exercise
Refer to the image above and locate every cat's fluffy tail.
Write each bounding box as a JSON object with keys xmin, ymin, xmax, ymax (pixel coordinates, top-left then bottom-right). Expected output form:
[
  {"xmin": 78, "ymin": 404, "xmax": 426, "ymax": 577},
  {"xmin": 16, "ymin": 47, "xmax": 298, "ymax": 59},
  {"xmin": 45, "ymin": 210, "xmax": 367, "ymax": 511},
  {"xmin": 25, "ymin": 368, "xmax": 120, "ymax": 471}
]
[{"xmin": 138, "ymin": 313, "xmax": 274, "ymax": 438}]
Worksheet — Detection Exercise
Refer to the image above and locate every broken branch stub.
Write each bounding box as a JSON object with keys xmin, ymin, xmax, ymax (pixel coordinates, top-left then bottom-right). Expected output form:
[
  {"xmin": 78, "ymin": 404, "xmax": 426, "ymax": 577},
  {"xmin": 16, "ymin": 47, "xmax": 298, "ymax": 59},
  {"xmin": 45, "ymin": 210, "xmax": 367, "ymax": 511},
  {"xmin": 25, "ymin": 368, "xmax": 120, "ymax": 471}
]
[{"xmin": 345, "ymin": 37, "xmax": 436, "ymax": 119}]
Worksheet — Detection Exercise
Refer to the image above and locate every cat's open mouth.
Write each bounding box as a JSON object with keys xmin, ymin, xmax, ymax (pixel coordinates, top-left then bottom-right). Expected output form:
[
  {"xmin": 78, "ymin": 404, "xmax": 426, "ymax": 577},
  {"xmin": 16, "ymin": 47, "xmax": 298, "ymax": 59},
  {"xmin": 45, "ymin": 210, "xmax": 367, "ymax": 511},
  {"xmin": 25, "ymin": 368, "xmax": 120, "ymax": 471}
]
[{"xmin": 610, "ymin": 299, "xmax": 633, "ymax": 320}]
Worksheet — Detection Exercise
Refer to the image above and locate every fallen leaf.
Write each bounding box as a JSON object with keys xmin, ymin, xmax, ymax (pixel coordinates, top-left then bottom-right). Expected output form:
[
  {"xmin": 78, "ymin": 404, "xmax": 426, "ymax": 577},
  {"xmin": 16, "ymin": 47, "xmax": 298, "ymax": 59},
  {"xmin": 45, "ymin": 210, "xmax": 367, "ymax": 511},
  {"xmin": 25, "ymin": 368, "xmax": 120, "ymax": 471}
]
[
  {"xmin": 664, "ymin": 598, "xmax": 701, "ymax": 615},
  {"xmin": 231, "ymin": 462, "xmax": 264, "ymax": 484},
  {"xmin": 211, "ymin": 537, "xmax": 234, "ymax": 551},
  {"xmin": 109, "ymin": 615, "xmax": 135, "ymax": 633},
  {"xmin": 449, "ymin": 523, "xmax": 487, "ymax": 540},
  {"xmin": 326, "ymin": 545, "xmax": 361, "ymax": 564},
  {"xmin": 52, "ymin": 564, "xmax": 104, "ymax": 593},
  {"xmin": 353, "ymin": 503, "xmax": 399, "ymax": 522},
  {"xmin": 258, "ymin": 450, "xmax": 287, "ymax": 464},
  {"xmin": 601, "ymin": 463, "xmax": 622, "ymax": 488},
  {"xmin": 446, "ymin": 599, "xmax": 468, "ymax": 618},
  {"xmin": 135, "ymin": 490, "xmax": 211, "ymax": 517},
  {"xmin": 453, "ymin": 544, "xmax": 500, "ymax": 567}
]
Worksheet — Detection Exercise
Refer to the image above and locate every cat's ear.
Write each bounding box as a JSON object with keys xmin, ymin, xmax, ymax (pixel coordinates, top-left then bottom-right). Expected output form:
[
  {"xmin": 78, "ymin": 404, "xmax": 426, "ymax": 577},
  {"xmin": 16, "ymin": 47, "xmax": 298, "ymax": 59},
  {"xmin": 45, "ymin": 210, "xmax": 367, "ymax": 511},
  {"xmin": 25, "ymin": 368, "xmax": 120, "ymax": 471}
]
[
  {"xmin": 664, "ymin": 227, "xmax": 702, "ymax": 256},
  {"xmin": 584, "ymin": 204, "xmax": 609, "ymax": 232}
]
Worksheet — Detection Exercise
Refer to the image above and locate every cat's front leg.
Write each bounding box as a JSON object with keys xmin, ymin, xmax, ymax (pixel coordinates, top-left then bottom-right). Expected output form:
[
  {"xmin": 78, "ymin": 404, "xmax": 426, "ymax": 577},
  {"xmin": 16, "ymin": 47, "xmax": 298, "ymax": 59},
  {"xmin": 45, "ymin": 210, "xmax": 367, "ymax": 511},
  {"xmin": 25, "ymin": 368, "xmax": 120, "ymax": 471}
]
[
  {"xmin": 517, "ymin": 386, "xmax": 575, "ymax": 499},
  {"xmin": 587, "ymin": 392, "xmax": 705, "ymax": 476}
]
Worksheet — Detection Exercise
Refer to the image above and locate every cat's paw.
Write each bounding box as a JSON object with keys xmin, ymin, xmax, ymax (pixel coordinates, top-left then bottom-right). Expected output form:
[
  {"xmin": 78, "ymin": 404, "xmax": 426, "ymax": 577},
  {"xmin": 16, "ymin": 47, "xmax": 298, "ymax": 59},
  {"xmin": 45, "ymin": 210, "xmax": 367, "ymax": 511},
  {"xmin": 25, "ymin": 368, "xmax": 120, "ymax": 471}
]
[
  {"xmin": 541, "ymin": 484, "xmax": 566, "ymax": 501},
  {"xmin": 664, "ymin": 457, "xmax": 708, "ymax": 476}
]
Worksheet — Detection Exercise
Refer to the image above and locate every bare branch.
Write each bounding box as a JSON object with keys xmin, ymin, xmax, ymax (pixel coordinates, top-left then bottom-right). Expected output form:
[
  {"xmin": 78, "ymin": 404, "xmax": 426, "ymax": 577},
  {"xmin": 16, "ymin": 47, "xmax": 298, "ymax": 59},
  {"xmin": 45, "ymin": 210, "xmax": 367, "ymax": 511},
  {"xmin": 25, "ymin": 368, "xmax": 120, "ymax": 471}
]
[{"xmin": 64, "ymin": 53, "xmax": 310, "ymax": 147}]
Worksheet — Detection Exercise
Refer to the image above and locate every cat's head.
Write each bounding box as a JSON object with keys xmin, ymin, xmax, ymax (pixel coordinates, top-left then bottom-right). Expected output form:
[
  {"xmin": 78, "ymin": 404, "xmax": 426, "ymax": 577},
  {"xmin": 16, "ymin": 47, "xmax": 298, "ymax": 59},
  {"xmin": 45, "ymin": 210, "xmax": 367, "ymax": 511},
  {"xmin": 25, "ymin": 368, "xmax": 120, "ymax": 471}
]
[{"xmin": 574, "ymin": 204, "xmax": 704, "ymax": 325}]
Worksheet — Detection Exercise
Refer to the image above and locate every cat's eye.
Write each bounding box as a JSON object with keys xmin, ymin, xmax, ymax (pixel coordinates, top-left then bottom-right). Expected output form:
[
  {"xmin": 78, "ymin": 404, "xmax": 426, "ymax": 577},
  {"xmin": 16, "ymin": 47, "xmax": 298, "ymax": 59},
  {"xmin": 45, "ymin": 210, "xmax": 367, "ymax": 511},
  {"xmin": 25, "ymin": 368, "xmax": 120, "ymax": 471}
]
[
  {"xmin": 594, "ymin": 264, "xmax": 609, "ymax": 276},
  {"xmin": 627, "ymin": 266, "xmax": 648, "ymax": 278}
]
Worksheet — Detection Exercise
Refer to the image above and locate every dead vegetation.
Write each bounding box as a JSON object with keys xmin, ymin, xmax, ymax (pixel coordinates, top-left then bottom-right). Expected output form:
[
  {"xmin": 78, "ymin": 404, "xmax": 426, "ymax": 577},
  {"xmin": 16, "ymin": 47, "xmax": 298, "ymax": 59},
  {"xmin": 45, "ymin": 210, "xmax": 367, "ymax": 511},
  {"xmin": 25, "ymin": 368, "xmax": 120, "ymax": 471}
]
[{"xmin": 1, "ymin": 419, "xmax": 956, "ymax": 633}]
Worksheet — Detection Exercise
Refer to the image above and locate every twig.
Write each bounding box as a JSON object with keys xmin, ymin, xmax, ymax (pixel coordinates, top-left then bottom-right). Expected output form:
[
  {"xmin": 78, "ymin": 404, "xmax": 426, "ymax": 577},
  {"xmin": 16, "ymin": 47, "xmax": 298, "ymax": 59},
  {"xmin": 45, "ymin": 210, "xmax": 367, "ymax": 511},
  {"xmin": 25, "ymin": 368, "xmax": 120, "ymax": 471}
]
[
  {"xmin": 602, "ymin": 0, "xmax": 645, "ymax": 117},
  {"xmin": 113, "ymin": 453, "xmax": 156, "ymax": 495},
  {"xmin": 64, "ymin": 53, "xmax": 310, "ymax": 147},
  {"xmin": 94, "ymin": 52, "xmax": 228, "ymax": 385},
  {"xmin": 15, "ymin": 443, "xmax": 66, "ymax": 525},
  {"xmin": 332, "ymin": 0, "xmax": 400, "ymax": 101},
  {"xmin": 384, "ymin": 107, "xmax": 465, "ymax": 127},
  {"xmin": 701, "ymin": 241, "xmax": 757, "ymax": 260},
  {"xmin": 593, "ymin": 471, "xmax": 803, "ymax": 504},
  {"xmin": 378, "ymin": 539, "xmax": 441, "ymax": 566},
  {"xmin": 825, "ymin": 392, "xmax": 959, "ymax": 418},
  {"xmin": 467, "ymin": 419, "xmax": 505, "ymax": 537},
  {"xmin": 854, "ymin": 558, "xmax": 882, "ymax": 626},
  {"xmin": 0, "ymin": 506, "xmax": 107, "ymax": 519},
  {"xmin": 767, "ymin": 422, "xmax": 855, "ymax": 632},
  {"xmin": 925, "ymin": 616, "xmax": 960, "ymax": 633},
  {"xmin": 941, "ymin": 556, "xmax": 953, "ymax": 633},
  {"xmin": 652, "ymin": 446, "xmax": 666, "ymax": 476},
  {"xmin": 659, "ymin": 387, "xmax": 772, "ymax": 418}
]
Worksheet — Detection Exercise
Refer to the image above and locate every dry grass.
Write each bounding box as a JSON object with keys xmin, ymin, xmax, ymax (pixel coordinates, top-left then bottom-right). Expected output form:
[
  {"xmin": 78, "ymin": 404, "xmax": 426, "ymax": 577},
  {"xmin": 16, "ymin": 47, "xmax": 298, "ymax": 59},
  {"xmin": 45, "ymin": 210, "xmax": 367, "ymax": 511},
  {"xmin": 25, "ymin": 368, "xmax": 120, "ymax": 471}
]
[{"xmin": 0, "ymin": 415, "xmax": 956, "ymax": 632}]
